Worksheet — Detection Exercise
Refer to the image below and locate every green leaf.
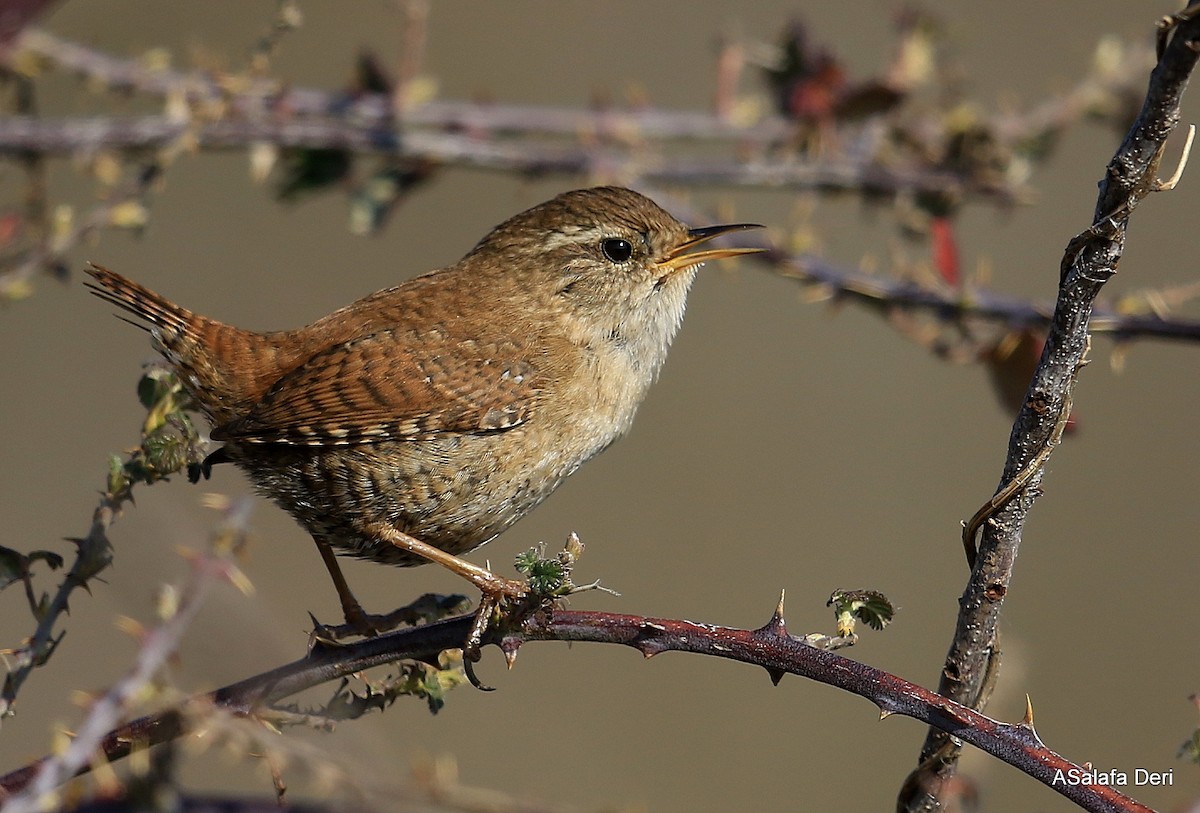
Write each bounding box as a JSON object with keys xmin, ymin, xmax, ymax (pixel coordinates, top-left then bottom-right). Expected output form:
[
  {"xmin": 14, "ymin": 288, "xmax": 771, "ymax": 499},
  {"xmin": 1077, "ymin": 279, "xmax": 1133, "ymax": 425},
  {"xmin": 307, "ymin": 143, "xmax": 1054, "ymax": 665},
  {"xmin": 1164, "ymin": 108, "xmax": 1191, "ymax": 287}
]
[
  {"xmin": 0, "ymin": 546, "xmax": 65, "ymax": 594},
  {"xmin": 348, "ymin": 161, "xmax": 434, "ymax": 236},
  {"xmin": 828, "ymin": 588, "xmax": 895, "ymax": 636},
  {"xmin": 1179, "ymin": 729, "xmax": 1200, "ymax": 763},
  {"xmin": 276, "ymin": 148, "xmax": 353, "ymax": 202},
  {"xmin": 0, "ymin": 545, "xmax": 27, "ymax": 591}
]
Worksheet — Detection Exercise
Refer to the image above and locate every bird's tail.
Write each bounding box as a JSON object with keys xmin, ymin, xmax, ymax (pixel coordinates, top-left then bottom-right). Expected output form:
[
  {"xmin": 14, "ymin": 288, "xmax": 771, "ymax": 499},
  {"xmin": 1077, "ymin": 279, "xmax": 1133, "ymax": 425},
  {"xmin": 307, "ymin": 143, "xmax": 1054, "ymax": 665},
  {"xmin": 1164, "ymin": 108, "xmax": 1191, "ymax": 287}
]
[
  {"xmin": 85, "ymin": 262, "xmax": 258, "ymax": 424},
  {"xmin": 85, "ymin": 262, "xmax": 201, "ymax": 346}
]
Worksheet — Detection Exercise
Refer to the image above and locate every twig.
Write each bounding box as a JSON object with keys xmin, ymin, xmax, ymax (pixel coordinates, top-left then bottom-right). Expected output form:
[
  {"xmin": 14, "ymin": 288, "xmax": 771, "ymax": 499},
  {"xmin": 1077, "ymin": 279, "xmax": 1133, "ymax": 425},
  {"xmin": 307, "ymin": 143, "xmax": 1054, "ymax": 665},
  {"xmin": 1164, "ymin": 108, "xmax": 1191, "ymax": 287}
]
[
  {"xmin": 0, "ymin": 502, "xmax": 115, "ymax": 721},
  {"xmin": 9, "ymin": 25, "xmax": 1152, "ymax": 156},
  {"xmin": 0, "ymin": 24, "xmax": 1158, "ymax": 211}
]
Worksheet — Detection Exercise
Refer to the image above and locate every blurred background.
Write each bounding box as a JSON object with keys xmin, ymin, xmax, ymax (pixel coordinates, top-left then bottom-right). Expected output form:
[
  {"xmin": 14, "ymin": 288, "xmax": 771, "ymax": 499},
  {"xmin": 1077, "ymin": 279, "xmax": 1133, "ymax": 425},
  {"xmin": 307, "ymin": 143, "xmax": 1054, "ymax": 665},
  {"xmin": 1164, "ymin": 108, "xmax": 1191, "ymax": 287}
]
[{"xmin": 1, "ymin": 2, "xmax": 1198, "ymax": 811}]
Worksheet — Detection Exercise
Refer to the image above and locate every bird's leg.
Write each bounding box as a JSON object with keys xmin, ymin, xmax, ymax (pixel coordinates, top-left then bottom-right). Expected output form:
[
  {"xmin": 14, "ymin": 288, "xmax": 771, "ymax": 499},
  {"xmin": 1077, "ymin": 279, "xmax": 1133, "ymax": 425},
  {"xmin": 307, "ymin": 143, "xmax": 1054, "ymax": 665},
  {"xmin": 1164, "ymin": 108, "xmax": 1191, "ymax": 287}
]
[
  {"xmin": 364, "ymin": 522, "xmax": 529, "ymax": 655},
  {"xmin": 365, "ymin": 522, "xmax": 528, "ymax": 599},
  {"xmin": 312, "ymin": 536, "xmax": 377, "ymax": 636}
]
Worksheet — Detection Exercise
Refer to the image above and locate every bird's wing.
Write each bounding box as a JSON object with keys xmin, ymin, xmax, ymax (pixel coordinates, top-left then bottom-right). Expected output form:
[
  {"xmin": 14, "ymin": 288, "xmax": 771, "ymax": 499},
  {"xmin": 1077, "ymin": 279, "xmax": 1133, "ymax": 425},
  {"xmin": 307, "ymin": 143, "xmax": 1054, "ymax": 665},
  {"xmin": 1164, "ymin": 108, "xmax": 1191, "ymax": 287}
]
[{"xmin": 210, "ymin": 328, "xmax": 541, "ymax": 446}]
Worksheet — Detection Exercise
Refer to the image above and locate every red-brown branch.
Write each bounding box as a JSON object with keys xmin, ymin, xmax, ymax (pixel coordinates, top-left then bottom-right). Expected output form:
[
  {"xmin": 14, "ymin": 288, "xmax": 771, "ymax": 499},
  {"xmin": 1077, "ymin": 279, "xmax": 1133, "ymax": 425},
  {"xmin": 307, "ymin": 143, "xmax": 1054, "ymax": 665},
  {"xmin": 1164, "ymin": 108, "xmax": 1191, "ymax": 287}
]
[{"xmin": 0, "ymin": 606, "xmax": 1155, "ymax": 813}]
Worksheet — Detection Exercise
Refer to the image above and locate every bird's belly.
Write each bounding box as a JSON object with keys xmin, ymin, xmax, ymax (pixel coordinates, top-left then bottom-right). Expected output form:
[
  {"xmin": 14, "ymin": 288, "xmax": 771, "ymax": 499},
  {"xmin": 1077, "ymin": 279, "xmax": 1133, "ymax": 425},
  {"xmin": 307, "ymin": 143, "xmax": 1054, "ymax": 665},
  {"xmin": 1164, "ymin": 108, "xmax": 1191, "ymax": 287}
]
[{"xmin": 226, "ymin": 429, "xmax": 591, "ymax": 567}]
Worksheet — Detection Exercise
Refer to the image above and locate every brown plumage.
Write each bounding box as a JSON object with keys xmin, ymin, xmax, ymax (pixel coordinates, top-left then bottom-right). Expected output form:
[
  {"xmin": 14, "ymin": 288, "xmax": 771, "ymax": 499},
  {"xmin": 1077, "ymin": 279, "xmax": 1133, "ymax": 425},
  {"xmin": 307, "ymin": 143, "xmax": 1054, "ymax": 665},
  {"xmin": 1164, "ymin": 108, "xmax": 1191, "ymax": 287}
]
[{"xmin": 87, "ymin": 187, "xmax": 760, "ymax": 630}]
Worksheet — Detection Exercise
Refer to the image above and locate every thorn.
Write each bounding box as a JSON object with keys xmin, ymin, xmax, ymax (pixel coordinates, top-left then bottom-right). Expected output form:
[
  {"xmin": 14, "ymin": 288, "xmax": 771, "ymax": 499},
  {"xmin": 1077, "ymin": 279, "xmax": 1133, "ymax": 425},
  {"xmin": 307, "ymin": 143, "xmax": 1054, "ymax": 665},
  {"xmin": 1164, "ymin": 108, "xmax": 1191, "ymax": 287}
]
[
  {"xmin": 636, "ymin": 641, "xmax": 663, "ymax": 659},
  {"xmin": 880, "ymin": 709, "xmax": 895, "ymax": 720},
  {"xmin": 765, "ymin": 666, "xmax": 786, "ymax": 686},
  {"xmin": 501, "ymin": 637, "xmax": 521, "ymax": 669},
  {"xmin": 1021, "ymin": 693, "xmax": 1035, "ymax": 727},
  {"xmin": 755, "ymin": 589, "xmax": 789, "ymax": 639},
  {"xmin": 1157, "ymin": 123, "xmax": 1196, "ymax": 191}
]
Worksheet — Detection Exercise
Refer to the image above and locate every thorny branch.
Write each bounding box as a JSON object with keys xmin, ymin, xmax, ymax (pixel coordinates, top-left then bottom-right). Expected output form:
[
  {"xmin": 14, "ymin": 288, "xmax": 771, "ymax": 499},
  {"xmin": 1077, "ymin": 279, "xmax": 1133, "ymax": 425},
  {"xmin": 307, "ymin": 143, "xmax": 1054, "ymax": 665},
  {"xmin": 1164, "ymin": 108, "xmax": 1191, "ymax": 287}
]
[
  {"xmin": 902, "ymin": 5, "xmax": 1200, "ymax": 811},
  {"xmin": 0, "ymin": 605, "xmax": 1154, "ymax": 813}
]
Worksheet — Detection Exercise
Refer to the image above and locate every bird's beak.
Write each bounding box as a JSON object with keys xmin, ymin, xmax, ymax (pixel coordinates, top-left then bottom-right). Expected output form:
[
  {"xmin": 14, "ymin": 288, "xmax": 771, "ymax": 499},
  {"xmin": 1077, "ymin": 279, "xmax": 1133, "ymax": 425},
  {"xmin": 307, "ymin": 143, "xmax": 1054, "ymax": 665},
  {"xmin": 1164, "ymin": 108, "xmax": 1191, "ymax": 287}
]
[{"xmin": 655, "ymin": 223, "xmax": 765, "ymax": 279}]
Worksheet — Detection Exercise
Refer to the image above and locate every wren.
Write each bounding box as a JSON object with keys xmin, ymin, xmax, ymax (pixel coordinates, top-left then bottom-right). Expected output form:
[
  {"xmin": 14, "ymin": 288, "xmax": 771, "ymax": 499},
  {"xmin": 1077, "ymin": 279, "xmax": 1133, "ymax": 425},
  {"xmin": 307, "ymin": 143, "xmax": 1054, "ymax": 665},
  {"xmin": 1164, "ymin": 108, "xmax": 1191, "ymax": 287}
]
[{"xmin": 87, "ymin": 186, "xmax": 761, "ymax": 636}]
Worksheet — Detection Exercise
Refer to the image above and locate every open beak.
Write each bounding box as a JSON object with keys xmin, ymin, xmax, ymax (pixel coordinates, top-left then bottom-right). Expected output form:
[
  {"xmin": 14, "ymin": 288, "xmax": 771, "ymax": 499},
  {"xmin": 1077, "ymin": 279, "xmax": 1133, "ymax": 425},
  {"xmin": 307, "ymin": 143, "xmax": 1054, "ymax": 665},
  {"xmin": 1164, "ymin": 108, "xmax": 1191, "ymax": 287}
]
[{"xmin": 655, "ymin": 223, "xmax": 765, "ymax": 280}]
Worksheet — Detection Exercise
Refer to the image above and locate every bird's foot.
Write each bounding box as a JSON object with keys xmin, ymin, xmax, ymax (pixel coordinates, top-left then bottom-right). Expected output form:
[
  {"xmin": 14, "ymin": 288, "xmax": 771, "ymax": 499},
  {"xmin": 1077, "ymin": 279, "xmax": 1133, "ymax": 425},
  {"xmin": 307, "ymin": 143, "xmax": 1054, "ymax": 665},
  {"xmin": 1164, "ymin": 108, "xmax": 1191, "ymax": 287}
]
[
  {"xmin": 462, "ymin": 574, "xmax": 531, "ymax": 658},
  {"xmin": 461, "ymin": 536, "xmax": 612, "ymax": 685}
]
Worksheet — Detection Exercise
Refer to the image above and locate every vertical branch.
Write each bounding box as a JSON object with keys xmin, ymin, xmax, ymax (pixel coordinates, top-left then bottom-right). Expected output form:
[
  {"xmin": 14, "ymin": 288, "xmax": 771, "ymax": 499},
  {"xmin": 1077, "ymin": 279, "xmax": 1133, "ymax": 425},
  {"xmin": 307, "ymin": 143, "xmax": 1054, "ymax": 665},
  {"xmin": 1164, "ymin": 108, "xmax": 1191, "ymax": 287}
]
[{"xmin": 902, "ymin": 6, "xmax": 1200, "ymax": 810}]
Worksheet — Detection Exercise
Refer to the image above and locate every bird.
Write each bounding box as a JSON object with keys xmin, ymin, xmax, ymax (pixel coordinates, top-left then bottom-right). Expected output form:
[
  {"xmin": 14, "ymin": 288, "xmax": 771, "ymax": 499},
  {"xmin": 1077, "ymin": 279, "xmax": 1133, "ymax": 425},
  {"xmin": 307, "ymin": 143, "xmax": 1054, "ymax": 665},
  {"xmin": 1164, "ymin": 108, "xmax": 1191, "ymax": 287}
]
[{"xmin": 86, "ymin": 186, "xmax": 762, "ymax": 639}]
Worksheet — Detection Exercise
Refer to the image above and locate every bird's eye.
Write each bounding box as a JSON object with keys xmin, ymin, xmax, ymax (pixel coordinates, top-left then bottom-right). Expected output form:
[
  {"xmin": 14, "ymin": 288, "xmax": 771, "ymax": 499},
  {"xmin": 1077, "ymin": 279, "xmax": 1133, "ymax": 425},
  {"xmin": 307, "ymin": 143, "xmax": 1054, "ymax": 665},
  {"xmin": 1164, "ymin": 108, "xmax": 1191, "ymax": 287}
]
[{"xmin": 601, "ymin": 238, "xmax": 634, "ymax": 263}]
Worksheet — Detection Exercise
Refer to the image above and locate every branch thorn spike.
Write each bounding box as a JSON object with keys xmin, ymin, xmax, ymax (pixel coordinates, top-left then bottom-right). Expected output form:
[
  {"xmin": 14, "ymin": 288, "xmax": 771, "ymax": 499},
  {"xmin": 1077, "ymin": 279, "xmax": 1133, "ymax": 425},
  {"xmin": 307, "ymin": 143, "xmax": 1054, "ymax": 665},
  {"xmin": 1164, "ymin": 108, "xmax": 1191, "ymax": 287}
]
[
  {"xmin": 1157, "ymin": 123, "xmax": 1196, "ymax": 190},
  {"xmin": 500, "ymin": 637, "xmax": 521, "ymax": 669},
  {"xmin": 757, "ymin": 589, "xmax": 789, "ymax": 639},
  {"xmin": 765, "ymin": 666, "xmax": 786, "ymax": 686},
  {"xmin": 636, "ymin": 641, "xmax": 665, "ymax": 659},
  {"xmin": 1020, "ymin": 693, "xmax": 1035, "ymax": 728}
]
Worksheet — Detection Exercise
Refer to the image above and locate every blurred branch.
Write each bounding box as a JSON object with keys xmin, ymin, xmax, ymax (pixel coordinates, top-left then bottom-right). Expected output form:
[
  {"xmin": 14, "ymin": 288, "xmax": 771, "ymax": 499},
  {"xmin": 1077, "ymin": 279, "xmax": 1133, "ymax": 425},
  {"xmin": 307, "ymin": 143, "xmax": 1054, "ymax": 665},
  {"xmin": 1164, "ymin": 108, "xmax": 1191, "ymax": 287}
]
[
  {"xmin": 0, "ymin": 369, "xmax": 205, "ymax": 722},
  {"xmin": 6, "ymin": 26, "xmax": 1147, "ymax": 152},
  {"xmin": 0, "ymin": 114, "xmax": 1017, "ymax": 202},
  {"xmin": 662, "ymin": 195, "xmax": 1200, "ymax": 349},
  {"xmin": 903, "ymin": 6, "xmax": 1200, "ymax": 811},
  {"xmin": 2, "ymin": 24, "xmax": 1193, "ymax": 351},
  {"xmin": 0, "ymin": 500, "xmax": 254, "ymax": 813},
  {"xmin": 0, "ymin": 604, "xmax": 1154, "ymax": 813},
  {"xmin": 0, "ymin": 22, "xmax": 1158, "ymax": 210},
  {"xmin": 0, "ymin": 166, "xmax": 160, "ymax": 300}
]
